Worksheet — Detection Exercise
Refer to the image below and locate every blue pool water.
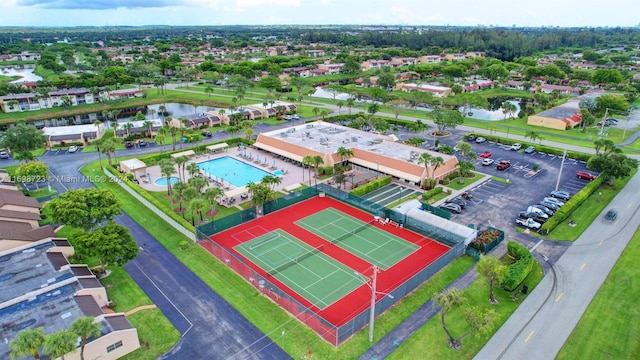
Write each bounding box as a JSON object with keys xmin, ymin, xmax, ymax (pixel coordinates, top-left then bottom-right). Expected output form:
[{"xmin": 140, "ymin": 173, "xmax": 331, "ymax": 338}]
[
  {"xmin": 198, "ymin": 156, "xmax": 276, "ymax": 187},
  {"xmin": 154, "ymin": 176, "xmax": 179, "ymax": 186}
]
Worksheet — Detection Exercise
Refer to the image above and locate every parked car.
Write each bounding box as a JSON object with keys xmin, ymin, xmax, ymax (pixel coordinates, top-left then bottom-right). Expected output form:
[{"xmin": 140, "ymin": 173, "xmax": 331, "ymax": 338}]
[
  {"xmin": 125, "ymin": 141, "xmax": 134, "ymax": 148},
  {"xmin": 606, "ymin": 118, "xmax": 619, "ymax": 123},
  {"xmin": 543, "ymin": 197, "xmax": 565, "ymax": 207},
  {"xmin": 466, "ymin": 134, "xmax": 476, "ymax": 141},
  {"xmin": 510, "ymin": 143, "xmax": 522, "ymax": 151},
  {"xmin": 496, "ymin": 160, "xmax": 511, "ymax": 170},
  {"xmin": 550, "ymin": 190, "xmax": 571, "ymax": 201},
  {"xmin": 0, "ymin": 151, "xmax": 10, "ymax": 159},
  {"xmin": 481, "ymin": 158, "xmax": 495, "ymax": 166},
  {"xmin": 479, "ymin": 151, "xmax": 492, "ymax": 158},
  {"xmin": 526, "ymin": 206, "xmax": 549, "ymax": 219},
  {"xmin": 539, "ymin": 200, "xmax": 560, "ymax": 211},
  {"xmin": 524, "ymin": 146, "xmax": 536, "ymax": 154},
  {"xmin": 68, "ymin": 145, "xmax": 79, "ymax": 153},
  {"xmin": 291, "ymin": 114, "xmax": 300, "ymax": 119},
  {"xmin": 429, "ymin": 145, "xmax": 441, "ymax": 152},
  {"xmin": 439, "ymin": 203, "xmax": 462, "ymax": 214},
  {"xmin": 604, "ymin": 209, "xmax": 618, "ymax": 222},
  {"xmin": 138, "ymin": 140, "xmax": 147, "ymax": 147},
  {"xmin": 516, "ymin": 217, "xmax": 542, "ymax": 230},
  {"xmin": 446, "ymin": 198, "xmax": 467, "ymax": 209},
  {"xmin": 475, "ymin": 137, "xmax": 487, "ymax": 143},
  {"xmin": 576, "ymin": 171, "xmax": 596, "ymax": 181},
  {"xmin": 531, "ymin": 204, "xmax": 554, "ymax": 216},
  {"xmin": 518, "ymin": 211, "xmax": 548, "ymax": 223},
  {"xmin": 202, "ymin": 130, "xmax": 213, "ymax": 137}
]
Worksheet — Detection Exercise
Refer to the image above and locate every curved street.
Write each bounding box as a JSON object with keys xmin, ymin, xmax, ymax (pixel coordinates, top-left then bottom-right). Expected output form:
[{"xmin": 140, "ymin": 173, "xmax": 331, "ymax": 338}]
[{"xmin": 6, "ymin": 98, "xmax": 639, "ymax": 359}]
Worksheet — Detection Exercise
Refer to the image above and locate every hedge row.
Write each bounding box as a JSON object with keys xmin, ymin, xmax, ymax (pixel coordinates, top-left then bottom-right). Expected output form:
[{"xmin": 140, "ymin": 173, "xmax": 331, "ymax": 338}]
[
  {"xmin": 502, "ymin": 241, "xmax": 535, "ymax": 292},
  {"xmin": 540, "ymin": 175, "xmax": 604, "ymax": 234},
  {"xmin": 465, "ymin": 133, "xmax": 592, "ymax": 162},
  {"xmin": 104, "ymin": 165, "xmax": 195, "ymax": 231},
  {"xmin": 349, "ymin": 175, "xmax": 392, "ymax": 196},
  {"xmin": 421, "ymin": 186, "xmax": 443, "ymax": 200}
]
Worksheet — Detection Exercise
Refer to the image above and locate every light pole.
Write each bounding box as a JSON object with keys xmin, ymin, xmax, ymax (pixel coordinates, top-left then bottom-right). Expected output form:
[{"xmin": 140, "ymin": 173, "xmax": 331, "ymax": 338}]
[{"xmin": 355, "ymin": 265, "xmax": 394, "ymax": 343}]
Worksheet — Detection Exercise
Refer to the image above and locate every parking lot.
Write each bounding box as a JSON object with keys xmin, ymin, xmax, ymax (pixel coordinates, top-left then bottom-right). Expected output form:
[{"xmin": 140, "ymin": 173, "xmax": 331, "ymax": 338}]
[{"xmin": 437, "ymin": 139, "xmax": 594, "ymax": 241}]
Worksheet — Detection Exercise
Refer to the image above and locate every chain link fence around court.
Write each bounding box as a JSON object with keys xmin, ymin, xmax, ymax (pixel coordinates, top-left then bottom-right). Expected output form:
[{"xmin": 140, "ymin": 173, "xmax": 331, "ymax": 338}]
[{"xmin": 196, "ymin": 183, "xmax": 466, "ymax": 345}]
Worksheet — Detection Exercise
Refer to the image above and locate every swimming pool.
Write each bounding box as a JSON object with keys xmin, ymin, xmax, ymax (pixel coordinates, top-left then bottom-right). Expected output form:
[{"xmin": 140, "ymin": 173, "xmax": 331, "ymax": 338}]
[
  {"xmin": 198, "ymin": 156, "xmax": 276, "ymax": 188},
  {"xmin": 155, "ymin": 176, "xmax": 179, "ymax": 186}
]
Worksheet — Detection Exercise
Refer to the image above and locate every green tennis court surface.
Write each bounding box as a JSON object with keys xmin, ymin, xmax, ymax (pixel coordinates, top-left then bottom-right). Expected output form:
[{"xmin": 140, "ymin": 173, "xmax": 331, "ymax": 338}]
[
  {"xmin": 296, "ymin": 208, "xmax": 420, "ymax": 269},
  {"xmin": 234, "ymin": 229, "xmax": 363, "ymax": 309}
]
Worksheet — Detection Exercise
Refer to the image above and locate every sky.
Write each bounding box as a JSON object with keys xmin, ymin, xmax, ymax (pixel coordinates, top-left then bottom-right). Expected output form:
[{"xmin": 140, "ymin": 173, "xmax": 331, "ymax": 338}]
[{"xmin": 2, "ymin": 0, "xmax": 639, "ymax": 28}]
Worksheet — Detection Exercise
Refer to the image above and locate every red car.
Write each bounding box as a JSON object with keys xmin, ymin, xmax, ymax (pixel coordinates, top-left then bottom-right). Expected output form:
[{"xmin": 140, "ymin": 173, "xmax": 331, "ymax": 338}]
[
  {"xmin": 496, "ymin": 160, "xmax": 511, "ymax": 170},
  {"xmin": 479, "ymin": 151, "xmax": 492, "ymax": 158},
  {"xmin": 576, "ymin": 171, "xmax": 596, "ymax": 180}
]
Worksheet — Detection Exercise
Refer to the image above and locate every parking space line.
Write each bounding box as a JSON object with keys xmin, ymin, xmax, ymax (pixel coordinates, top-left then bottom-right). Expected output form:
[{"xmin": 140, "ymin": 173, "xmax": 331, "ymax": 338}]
[
  {"xmin": 525, "ymin": 330, "xmax": 535, "ymax": 343},
  {"xmin": 579, "ymin": 263, "xmax": 586, "ymax": 271},
  {"xmin": 555, "ymin": 293, "xmax": 564, "ymax": 302}
]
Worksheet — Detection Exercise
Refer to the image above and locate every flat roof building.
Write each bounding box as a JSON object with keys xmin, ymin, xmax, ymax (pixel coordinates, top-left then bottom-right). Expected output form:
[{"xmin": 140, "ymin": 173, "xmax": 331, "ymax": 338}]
[{"xmin": 254, "ymin": 120, "xmax": 458, "ymax": 187}]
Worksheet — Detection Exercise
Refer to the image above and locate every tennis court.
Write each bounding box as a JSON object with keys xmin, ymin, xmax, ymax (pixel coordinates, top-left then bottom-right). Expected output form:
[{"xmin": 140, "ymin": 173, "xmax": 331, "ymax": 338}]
[
  {"xmin": 295, "ymin": 208, "xmax": 419, "ymax": 269},
  {"xmin": 234, "ymin": 229, "xmax": 363, "ymax": 309}
]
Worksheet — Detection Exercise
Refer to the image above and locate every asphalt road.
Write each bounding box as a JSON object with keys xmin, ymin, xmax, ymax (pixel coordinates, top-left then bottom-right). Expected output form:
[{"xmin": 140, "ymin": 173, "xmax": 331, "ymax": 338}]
[
  {"xmin": 29, "ymin": 143, "xmax": 292, "ymax": 359},
  {"xmin": 474, "ymin": 170, "xmax": 640, "ymax": 360}
]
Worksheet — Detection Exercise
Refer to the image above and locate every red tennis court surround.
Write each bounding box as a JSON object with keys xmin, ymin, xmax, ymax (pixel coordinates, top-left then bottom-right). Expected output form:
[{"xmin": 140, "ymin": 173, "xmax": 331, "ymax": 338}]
[{"xmin": 202, "ymin": 196, "xmax": 451, "ymax": 343}]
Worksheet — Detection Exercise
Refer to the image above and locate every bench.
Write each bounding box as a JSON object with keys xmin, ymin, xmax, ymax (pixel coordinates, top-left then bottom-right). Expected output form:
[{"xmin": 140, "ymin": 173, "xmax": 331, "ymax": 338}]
[{"xmin": 389, "ymin": 220, "xmax": 400, "ymax": 227}]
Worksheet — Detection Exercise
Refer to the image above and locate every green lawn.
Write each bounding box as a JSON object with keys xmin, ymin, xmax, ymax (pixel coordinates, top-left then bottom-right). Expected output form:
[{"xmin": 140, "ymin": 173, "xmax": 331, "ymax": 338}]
[
  {"xmin": 80, "ymin": 160, "xmax": 481, "ymax": 358},
  {"xmin": 447, "ymin": 172, "xmax": 484, "ymax": 191},
  {"xmin": 101, "ymin": 267, "xmax": 180, "ymax": 360},
  {"xmin": 389, "ymin": 260, "xmax": 544, "ymax": 360},
  {"xmin": 0, "ymin": 74, "xmax": 20, "ymax": 83},
  {"xmin": 556, "ymin": 227, "xmax": 640, "ymax": 360},
  {"xmin": 546, "ymin": 170, "xmax": 636, "ymax": 241}
]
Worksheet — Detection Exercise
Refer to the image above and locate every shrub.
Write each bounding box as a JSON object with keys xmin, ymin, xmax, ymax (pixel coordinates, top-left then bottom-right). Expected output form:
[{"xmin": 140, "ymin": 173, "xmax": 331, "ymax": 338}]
[
  {"xmin": 350, "ymin": 175, "xmax": 392, "ymax": 196},
  {"xmin": 422, "ymin": 187, "xmax": 443, "ymax": 200},
  {"xmin": 540, "ymin": 175, "xmax": 604, "ymax": 234},
  {"xmin": 502, "ymin": 241, "xmax": 534, "ymax": 291}
]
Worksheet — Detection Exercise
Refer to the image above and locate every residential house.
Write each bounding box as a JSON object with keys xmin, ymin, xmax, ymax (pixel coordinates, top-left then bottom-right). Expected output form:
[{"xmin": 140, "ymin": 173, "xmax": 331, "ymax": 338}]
[
  {"xmin": 418, "ymin": 55, "xmax": 443, "ymax": 64},
  {"xmin": 316, "ymin": 63, "xmax": 344, "ymax": 75}
]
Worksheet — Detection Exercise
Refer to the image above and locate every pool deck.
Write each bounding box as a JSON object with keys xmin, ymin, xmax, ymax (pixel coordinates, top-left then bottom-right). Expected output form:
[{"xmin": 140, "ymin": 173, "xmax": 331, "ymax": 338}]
[{"xmin": 138, "ymin": 146, "xmax": 317, "ymax": 207}]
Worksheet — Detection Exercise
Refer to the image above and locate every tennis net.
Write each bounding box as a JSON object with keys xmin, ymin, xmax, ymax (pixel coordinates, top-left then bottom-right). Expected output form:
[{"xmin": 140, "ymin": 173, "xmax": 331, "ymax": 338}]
[
  {"xmin": 330, "ymin": 220, "xmax": 375, "ymax": 244},
  {"xmin": 267, "ymin": 244, "xmax": 325, "ymax": 276}
]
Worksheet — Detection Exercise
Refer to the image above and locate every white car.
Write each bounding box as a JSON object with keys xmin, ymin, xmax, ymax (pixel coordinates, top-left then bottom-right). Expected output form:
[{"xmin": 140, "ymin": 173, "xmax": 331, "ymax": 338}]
[
  {"xmin": 516, "ymin": 217, "xmax": 541, "ymax": 230},
  {"xmin": 481, "ymin": 158, "xmax": 494, "ymax": 166},
  {"xmin": 68, "ymin": 145, "xmax": 79, "ymax": 153},
  {"xmin": 510, "ymin": 143, "xmax": 522, "ymax": 151}
]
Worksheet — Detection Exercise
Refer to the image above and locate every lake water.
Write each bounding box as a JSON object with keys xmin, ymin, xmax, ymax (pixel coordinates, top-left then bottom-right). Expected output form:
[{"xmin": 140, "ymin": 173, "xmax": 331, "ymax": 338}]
[
  {"xmin": 461, "ymin": 101, "xmax": 522, "ymax": 121},
  {"xmin": 1, "ymin": 67, "xmax": 43, "ymax": 83}
]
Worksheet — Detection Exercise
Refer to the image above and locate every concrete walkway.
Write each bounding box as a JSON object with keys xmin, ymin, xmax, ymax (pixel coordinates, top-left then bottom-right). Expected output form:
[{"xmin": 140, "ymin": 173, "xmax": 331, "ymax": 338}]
[
  {"xmin": 124, "ymin": 304, "xmax": 158, "ymax": 316},
  {"xmin": 474, "ymin": 170, "xmax": 640, "ymax": 359}
]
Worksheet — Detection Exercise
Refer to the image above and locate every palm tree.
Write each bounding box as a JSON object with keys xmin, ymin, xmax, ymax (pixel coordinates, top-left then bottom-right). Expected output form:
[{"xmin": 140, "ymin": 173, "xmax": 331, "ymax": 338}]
[
  {"xmin": 346, "ymin": 97, "xmax": 355, "ymax": 115},
  {"xmin": 312, "ymin": 107, "xmax": 320, "ymax": 118},
  {"xmin": 189, "ymin": 198, "xmax": 209, "ymax": 225},
  {"xmin": 261, "ymin": 174, "xmax": 282, "ymax": 191},
  {"xmin": 172, "ymin": 181, "xmax": 188, "ymax": 211},
  {"xmin": 302, "ymin": 155, "xmax": 315, "ymax": 185},
  {"xmin": 71, "ymin": 317, "xmax": 101, "ymax": 360},
  {"xmin": 101, "ymin": 139, "xmax": 116, "ymax": 166},
  {"xmin": 93, "ymin": 138, "xmax": 105, "ymax": 170},
  {"xmin": 205, "ymin": 85, "xmax": 214, "ymax": 97},
  {"xmin": 187, "ymin": 176, "xmax": 208, "ymax": 194},
  {"xmin": 174, "ymin": 155, "xmax": 189, "ymax": 182},
  {"xmin": 159, "ymin": 159, "xmax": 176, "ymax": 196},
  {"xmin": 336, "ymin": 146, "xmax": 354, "ymax": 167},
  {"xmin": 149, "ymin": 108, "xmax": 157, "ymax": 120},
  {"xmin": 169, "ymin": 124, "xmax": 178, "ymax": 151},
  {"xmin": 313, "ymin": 155, "xmax": 324, "ymax": 178},
  {"xmin": 455, "ymin": 160, "xmax": 476, "ymax": 184},
  {"xmin": 158, "ymin": 105, "xmax": 166, "ymax": 119},
  {"xmin": 155, "ymin": 133, "xmax": 166, "ymax": 153},
  {"xmin": 456, "ymin": 141, "xmax": 473, "ymax": 158},
  {"xmin": 10, "ymin": 327, "xmax": 45, "ymax": 360},
  {"xmin": 418, "ymin": 153, "xmax": 445, "ymax": 189},
  {"xmin": 524, "ymin": 131, "xmax": 539, "ymax": 144},
  {"xmin": 44, "ymin": 330, "xmax": 77, "ymax": 360},
  {"xmin": 142, "ymin": 120, "xmax": 154, "ymax": 138},
  {"xmin": 187, "ymin": 162, "xmax": 200, "ymax": 178},
  {"xmin": 203, "ymin": 187, "xmax": 224, "ymax": 218},
  {"xmin": 319, "ymin": 109, "xmax": 330, "ymax": 121},
  {"xmin": 122, "ymin": 122, "xmax": 134, "ymax": 138},
  {"xmin": 218, "ymin": 109, "xmax": 226, "ymax": 125},
  {"xmin": 336, "ymin": 101, "xmax": 344, "ymax": 114},
  {"xmin": 110, "ymin": 120, "xmax": 119, "ymax": 137}
]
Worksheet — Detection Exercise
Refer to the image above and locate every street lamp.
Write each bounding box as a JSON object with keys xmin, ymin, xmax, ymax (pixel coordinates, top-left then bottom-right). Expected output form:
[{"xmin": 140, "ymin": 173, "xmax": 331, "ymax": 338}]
[{"xmin": 355, "ymin": 265, "xmax": 394, "ymax": 343}]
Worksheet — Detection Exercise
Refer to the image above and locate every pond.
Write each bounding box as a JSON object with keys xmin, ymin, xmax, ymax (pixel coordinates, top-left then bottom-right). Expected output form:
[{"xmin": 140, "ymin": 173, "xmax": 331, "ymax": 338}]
[
  {"xmin": 460, "ymin": 97, "xmax": 529, "ymax": 121},
  {"xmin": 1, "ymin": 66, "xmax": 42, "ymax": 84}
]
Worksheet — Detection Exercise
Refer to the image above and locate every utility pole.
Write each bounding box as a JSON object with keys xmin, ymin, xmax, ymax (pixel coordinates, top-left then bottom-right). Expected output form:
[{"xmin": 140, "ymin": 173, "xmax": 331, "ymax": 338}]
[{"xmin": 555, "ymin": 148, "xmax": 567, "ymax": 192}]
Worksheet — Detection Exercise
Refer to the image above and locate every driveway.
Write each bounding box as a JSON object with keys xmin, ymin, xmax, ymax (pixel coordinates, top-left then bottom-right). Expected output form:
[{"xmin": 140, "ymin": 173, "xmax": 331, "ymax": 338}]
[{"xmin": 40, "ymin": 148, "xmax": 290, "ymax": 360}]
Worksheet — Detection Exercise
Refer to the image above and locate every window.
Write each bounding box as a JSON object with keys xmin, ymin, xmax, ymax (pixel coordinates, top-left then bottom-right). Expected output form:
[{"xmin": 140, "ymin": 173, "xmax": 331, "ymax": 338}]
[{"xmin": 106, "ymin": 340, "xmax": 123, "ymax": 353}]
